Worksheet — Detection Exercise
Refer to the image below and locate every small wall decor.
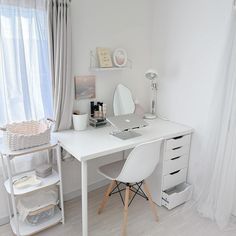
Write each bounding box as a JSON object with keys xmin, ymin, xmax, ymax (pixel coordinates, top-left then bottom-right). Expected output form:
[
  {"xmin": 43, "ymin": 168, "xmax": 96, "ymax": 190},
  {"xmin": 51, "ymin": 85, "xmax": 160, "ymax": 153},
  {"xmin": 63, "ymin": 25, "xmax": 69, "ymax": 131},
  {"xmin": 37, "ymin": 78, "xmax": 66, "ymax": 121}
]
[
  {"xmin": 75, "ymin": 75, "xmax": 96, "ymax": 100},
  {"xmin": 113, "ymin": 48, "xmax": 128, "ymax": 67},
  {"xmin": 96, "ymin": 47, "xmax": 113, "ymax": 68}
]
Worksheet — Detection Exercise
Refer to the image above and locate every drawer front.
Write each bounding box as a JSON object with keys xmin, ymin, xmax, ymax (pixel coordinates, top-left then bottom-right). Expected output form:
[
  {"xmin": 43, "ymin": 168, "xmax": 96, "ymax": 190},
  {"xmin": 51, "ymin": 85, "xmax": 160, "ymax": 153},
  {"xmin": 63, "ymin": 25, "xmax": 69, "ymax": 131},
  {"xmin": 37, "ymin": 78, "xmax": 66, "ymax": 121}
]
[
  {"xmin": 162, "ymin": 168, "xmax": 187, "ymax": 191},
  {"xmin": 166, "ymin": 134, "xmax": 191, "ymax": 150},
  {"xmin": 163, "ymin": 155, "xmax": 188, "ymax": 175},
  {"xmin": 162, "ymin": 183, "xmax": 193, "ymax": 210},
  {"xmin": 164, "ymin": 145, "xmax": 190, "ymax": 161}
]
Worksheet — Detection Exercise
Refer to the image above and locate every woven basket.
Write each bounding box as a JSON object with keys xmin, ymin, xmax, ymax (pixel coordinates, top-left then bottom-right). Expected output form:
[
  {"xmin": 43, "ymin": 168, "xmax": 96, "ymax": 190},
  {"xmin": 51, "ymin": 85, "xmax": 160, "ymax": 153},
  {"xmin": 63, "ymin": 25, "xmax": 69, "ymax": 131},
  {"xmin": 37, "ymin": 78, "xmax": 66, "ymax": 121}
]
[{"xmin": 1, "ymin": 120, "xmax": 53, "ymax": 151}]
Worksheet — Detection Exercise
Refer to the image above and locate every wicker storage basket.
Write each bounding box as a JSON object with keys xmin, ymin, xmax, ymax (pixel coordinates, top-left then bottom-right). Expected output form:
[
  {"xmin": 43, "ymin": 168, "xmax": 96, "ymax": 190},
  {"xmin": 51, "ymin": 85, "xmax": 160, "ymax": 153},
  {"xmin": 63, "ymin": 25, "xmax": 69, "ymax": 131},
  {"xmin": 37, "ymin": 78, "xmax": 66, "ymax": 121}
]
[{"xmin": 1, "ymin": 120, "xmax": 53, "ymax": 151}]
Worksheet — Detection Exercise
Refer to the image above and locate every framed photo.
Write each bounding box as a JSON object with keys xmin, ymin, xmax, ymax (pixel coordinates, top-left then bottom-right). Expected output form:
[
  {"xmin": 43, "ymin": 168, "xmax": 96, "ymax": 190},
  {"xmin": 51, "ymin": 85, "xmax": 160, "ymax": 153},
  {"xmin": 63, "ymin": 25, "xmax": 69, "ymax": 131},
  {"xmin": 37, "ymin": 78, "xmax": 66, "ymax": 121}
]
[
  {"xmin": 113, "ymin": 48, "xmax": 128, "ymax": 67},
  {"xmin": 96, "ymin": 47, "xmax": 113, "ymax": 68},
  {"xmin": 75, "ymin": 75, "xmax": 96, "ymax": 100}
]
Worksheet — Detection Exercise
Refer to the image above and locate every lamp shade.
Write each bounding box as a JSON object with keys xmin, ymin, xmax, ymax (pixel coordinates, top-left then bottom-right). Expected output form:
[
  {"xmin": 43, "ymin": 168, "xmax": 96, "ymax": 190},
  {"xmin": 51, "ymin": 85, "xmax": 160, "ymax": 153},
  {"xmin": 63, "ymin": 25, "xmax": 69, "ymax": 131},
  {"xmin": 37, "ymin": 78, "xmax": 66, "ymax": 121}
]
[{"xmin": 144, "ymin": 69, "xmax": 159, "ymax": 80}]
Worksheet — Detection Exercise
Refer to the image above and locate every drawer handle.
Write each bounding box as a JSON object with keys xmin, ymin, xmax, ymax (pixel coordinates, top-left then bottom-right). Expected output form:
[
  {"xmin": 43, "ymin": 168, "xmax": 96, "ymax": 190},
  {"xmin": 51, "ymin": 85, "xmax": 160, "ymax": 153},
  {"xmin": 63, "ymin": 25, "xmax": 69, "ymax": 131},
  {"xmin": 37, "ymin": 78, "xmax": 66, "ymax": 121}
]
[
  {"xmin": 162, "ymin": 198, "xmax": 169, "ymax": 203},
  {"xmin": 172, "ymin": 146, "xmax": 182, "ymax": 150},
  {"xmin": 171, "ymin": 156, "xmax": 181, "ymax": 160},
  {"xmin": 173, "ymin": 136, "xmax": 183, "ymax": 140},
  {"xmin": 170, "ymin": 170, "xmax": 181, "ymax": 175}
]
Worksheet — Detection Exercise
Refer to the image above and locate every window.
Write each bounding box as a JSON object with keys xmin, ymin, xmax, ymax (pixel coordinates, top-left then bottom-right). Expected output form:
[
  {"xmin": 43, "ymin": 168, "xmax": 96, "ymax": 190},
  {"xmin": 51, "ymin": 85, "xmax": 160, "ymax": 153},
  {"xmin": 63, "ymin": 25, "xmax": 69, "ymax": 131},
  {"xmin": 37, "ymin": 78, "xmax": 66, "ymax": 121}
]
[{"xmin": 0, "ymin": 3, "xmax": 53, "ymax": 126}]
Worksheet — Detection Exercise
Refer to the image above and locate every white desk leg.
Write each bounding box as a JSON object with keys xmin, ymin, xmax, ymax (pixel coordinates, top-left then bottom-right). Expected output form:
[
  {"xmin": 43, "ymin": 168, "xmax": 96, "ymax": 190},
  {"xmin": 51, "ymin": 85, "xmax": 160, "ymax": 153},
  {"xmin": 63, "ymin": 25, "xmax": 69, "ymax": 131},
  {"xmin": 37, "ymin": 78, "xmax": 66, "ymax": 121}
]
[{"xmin": 81, "ymin": 160, "xmax": 88, "ymax": 236}]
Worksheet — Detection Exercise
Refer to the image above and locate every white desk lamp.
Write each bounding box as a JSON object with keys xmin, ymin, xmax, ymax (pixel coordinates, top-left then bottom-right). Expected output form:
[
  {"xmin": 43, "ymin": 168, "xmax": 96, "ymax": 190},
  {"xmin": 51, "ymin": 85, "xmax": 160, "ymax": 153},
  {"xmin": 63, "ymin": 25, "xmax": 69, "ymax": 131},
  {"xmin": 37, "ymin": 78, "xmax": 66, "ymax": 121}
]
[{"xmin": 144, "ymin": 69, "xmax": 159, "ymax": 119}]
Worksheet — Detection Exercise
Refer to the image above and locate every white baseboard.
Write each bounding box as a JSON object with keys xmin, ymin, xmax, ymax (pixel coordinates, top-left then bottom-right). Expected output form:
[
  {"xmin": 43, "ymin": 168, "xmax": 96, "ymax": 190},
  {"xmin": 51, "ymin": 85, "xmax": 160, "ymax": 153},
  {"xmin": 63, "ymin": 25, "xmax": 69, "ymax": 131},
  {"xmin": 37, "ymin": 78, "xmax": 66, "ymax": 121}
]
[
  {"xmin": 64, "ymin": 179, "xmax": 109, "ymax": 201},
  {"xmin": 0, "ymin": 216, "xmax": 9, "ymax": 226},
  {"xmin": 0, "ymin": 179, "xmax": 109, "ymax": 226}
]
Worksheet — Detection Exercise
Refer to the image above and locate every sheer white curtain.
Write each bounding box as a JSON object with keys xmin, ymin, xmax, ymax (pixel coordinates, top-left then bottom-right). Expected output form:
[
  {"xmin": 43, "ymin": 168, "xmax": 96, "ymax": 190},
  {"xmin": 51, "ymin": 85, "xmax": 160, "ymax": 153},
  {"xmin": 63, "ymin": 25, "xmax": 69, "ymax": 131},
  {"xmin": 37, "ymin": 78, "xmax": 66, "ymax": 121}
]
[
  {"xmin": 0, "ymin": 0, "xmax": 53, "ymax": 173},
  {"xmin": 0, "ymin": 0, "xmax": 53, "ymax": 127},
  {"xmin": 196, "ymin": 8, "xmax": 236, "ymax": 229}
]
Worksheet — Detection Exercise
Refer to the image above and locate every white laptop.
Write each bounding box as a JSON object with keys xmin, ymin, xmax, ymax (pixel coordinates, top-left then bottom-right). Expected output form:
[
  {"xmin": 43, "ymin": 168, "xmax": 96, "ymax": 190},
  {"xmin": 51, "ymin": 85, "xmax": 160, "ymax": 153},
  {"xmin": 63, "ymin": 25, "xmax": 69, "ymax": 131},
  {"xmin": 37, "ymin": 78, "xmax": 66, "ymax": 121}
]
[{"xmin": 107, "ymin": 114, "xmax": 148, "ymax": 132}]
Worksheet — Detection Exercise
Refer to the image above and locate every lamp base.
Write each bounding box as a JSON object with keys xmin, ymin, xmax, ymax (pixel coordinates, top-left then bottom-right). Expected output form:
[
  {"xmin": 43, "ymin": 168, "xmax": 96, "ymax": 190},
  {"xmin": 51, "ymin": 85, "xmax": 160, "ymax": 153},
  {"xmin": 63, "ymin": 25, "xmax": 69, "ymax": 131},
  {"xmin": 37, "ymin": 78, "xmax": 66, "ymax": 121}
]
[{"xmin": 144, "ymin": 113, "xmax": 157, "ymax": 119}]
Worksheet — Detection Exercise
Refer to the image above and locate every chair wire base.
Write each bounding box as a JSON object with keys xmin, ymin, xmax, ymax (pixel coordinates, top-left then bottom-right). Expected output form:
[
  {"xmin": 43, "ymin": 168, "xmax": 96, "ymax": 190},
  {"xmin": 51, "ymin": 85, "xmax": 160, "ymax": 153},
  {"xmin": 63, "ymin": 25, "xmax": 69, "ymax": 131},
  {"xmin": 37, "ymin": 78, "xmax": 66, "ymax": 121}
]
[{"xmin": 109, "ymin": 180, "xmax": 149, "ymax": 207}]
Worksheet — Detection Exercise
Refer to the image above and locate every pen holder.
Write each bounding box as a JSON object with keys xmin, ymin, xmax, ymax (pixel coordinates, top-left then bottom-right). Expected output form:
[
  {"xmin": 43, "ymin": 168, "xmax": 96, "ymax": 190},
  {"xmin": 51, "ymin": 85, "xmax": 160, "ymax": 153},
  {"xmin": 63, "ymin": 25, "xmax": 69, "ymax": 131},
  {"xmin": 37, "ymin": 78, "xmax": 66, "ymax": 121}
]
[{"xmin": 72, "ymin": 114, "xmax": 88, "ymax": 131}]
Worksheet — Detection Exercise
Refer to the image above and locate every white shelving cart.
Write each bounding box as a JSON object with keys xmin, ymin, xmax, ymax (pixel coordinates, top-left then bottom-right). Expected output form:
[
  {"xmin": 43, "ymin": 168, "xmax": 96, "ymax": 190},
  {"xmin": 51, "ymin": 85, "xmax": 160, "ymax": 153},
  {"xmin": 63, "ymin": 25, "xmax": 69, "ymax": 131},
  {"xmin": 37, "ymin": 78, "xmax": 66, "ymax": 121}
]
[{"xmin": 0, "ymin": 139, "xmax": 64, "ymax": 236}]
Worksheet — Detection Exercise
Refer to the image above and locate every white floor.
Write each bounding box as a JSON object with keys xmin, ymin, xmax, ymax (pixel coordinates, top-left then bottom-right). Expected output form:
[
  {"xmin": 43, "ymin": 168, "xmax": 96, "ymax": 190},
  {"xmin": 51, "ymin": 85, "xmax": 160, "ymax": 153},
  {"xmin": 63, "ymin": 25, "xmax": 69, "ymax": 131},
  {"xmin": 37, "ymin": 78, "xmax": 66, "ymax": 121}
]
[{"xmin": 1, "ymin": 185, "xmax": 236, "ymax": 236}]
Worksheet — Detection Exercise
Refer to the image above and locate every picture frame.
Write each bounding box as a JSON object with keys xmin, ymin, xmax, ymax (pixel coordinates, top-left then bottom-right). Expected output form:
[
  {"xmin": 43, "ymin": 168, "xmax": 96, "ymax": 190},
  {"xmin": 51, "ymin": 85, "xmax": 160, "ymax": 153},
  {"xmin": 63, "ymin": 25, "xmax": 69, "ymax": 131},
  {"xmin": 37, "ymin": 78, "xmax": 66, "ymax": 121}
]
[
  {"xmin": 75, "ymin": 75, "xmax": 96, "ymax": 100},
  {"xmin": 96, "ymin": 47, "xmax": 113, "ymax": 68},
  {"xmin": 113, "ymin": 48, "xmax": 128, "ymax": 67}
]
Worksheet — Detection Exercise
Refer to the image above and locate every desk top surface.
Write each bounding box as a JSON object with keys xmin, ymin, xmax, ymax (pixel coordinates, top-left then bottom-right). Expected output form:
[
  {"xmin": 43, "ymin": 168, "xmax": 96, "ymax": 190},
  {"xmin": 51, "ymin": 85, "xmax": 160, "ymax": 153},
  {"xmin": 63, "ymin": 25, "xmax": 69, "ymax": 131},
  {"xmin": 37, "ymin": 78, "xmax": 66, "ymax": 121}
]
[{"xmin": 54, "ymin": 119, "xmax": 193, "ymax": 162}]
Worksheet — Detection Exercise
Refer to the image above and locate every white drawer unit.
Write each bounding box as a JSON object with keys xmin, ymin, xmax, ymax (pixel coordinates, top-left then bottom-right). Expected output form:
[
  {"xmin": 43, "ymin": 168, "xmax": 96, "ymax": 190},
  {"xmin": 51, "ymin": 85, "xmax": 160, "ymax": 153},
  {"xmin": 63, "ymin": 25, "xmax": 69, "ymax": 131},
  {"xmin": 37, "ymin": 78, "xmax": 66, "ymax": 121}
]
[
  {"xmin": 166, "ymin": 134, "xmax": 191, "ymax": 150},
  {"xmin": 162, "ymin": 183, "xmax": 193, "ymax": 210},
  {"xmin": 163, "ymin": 168, "xmax": 187, "ymax": 191},
  {"xmin": 164, "ymin": 145, "xmax": 190, "ymax": 160},
  {"xmin": 147, "ymin": 132, "xmax": 193, "ymax": 209},
  {"xmin": 163, "ymin": 155, "xmax": 188, "ymax": 175}
]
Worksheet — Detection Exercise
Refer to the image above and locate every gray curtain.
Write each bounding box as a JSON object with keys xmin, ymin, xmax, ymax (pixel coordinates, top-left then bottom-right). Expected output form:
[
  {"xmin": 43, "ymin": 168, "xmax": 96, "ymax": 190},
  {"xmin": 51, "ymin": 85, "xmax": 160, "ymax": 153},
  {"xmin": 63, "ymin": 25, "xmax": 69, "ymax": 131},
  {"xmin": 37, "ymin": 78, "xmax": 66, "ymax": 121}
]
[{"xmin": 47, "ymin": 0, "xmax": 73, "ymax": 131}]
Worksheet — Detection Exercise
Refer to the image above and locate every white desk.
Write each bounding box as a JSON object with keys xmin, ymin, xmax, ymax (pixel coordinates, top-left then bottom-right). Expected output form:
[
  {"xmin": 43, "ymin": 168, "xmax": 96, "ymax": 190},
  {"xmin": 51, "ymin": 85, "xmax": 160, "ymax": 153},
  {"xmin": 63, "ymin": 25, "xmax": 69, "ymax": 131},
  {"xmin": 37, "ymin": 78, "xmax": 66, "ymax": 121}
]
[{"xmin": 55, "ymin": 118, "xmax": 193, "ymax": 236}]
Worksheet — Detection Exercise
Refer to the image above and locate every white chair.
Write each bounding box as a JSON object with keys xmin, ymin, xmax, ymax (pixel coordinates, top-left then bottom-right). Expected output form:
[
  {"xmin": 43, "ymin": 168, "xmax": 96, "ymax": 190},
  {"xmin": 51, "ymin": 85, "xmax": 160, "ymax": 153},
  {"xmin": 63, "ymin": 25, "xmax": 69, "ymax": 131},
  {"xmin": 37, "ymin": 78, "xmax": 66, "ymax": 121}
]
[{"xmin": 97, "ymin": 139, "xmax": 162, "ymax": 236}]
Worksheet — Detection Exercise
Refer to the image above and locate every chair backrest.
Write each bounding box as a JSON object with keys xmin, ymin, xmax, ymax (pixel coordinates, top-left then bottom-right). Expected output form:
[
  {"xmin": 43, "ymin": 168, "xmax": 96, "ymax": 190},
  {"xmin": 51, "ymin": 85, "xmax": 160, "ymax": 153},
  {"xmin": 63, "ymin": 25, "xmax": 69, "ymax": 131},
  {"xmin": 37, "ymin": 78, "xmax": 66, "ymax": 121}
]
[{"xmin": 116, "ymin": 139, "xmax": 162, "ymax": 183}]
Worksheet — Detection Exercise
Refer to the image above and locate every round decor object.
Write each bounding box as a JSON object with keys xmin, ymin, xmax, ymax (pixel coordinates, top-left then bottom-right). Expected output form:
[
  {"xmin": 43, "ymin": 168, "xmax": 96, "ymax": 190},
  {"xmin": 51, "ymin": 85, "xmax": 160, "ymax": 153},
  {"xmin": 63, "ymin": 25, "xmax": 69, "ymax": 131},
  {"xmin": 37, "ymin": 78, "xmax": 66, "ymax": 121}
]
[{"xmin": 113, "ymin": 48, "xmax": 128, "ymax": 67}]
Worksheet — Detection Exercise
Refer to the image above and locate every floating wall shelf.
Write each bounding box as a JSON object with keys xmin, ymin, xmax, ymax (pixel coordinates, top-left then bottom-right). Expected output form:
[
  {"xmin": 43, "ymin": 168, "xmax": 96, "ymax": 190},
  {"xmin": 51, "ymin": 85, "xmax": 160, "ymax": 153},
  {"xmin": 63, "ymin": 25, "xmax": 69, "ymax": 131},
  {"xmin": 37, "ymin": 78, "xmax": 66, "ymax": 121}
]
[{"xmin": 89, "ymin": 49, "xmax": 132, "ymax": 72}]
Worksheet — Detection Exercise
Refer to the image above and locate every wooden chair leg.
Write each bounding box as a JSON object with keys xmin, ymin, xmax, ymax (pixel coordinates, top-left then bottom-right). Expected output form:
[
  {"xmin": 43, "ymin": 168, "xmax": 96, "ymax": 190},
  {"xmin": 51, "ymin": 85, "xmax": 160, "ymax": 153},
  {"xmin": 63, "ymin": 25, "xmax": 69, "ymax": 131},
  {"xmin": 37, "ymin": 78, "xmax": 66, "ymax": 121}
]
[
  {"xmin": 98, "ymin": 180, "xmax": 116, "ymax": 214},
  {"xmin": 143, "ymin": 181, "xmax": 159, "ymax": 222},
  {"xmin": 129, "ymin": 187, "xmax": 134, "ymax": 200},
  {"xmin": 122, "ymin": 186, "xmax": 130, "ymax": 236}
]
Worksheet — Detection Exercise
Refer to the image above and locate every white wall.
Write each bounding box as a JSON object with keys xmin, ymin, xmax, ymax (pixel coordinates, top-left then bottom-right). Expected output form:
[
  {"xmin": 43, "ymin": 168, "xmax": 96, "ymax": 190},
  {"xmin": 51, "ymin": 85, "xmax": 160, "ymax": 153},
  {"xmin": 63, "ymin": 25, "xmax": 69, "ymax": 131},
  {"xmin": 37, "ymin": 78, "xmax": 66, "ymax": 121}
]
[
  {"xmin": 61, "ymin": 0, "xmax": 154, "ymax": 198},
  {"xmin": 150, "ymin": 0, "xmax": 233, "ymax": 194},
  {"xmin": 72, "ymin": 0, "xmax": 153, "ymax": 115}
]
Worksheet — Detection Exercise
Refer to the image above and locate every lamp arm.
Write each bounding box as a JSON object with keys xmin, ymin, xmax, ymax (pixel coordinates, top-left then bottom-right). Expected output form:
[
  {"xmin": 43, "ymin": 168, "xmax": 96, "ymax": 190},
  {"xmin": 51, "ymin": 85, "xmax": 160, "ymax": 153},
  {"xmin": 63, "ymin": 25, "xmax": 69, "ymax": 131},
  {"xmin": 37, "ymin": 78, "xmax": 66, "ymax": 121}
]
[{"xmin": 151, "ymin": 81, "xmax": 157, "ymax": 90}]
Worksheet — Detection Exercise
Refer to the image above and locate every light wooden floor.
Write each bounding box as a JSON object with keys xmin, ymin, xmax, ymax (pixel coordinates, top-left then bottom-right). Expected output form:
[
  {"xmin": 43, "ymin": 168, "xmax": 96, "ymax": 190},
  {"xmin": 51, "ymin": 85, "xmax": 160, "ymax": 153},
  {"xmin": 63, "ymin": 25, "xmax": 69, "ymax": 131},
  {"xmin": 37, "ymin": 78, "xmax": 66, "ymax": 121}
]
[{"xmin": 1, "ymin": 185, "xmax": 236, "ymax": 236}]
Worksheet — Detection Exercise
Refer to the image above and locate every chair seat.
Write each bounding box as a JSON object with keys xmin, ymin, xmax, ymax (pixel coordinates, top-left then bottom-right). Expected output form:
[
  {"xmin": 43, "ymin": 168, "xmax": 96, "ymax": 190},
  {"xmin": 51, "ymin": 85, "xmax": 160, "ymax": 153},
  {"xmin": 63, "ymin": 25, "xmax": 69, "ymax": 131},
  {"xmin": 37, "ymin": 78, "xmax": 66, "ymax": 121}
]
[{"xmin": 98, "ymin": 160, "xmax": 126, "ymax": 181}]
